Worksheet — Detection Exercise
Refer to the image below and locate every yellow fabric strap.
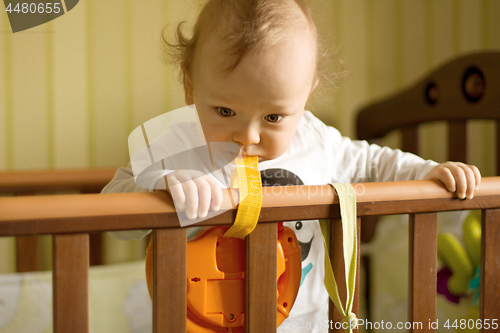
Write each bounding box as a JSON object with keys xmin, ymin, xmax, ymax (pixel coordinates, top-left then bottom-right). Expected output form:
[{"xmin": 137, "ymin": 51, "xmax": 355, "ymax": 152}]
[
  {"xmin": 320, "ymin": 183, "xmax": 358, "ymax": 332},
  {"xmin": 223, "ymin": 156, "xmax": 262, "ymax": 239}
]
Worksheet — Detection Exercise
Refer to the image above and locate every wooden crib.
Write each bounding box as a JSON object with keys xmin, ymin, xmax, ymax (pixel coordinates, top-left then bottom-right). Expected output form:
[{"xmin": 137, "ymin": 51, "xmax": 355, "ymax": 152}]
[
  {"xmin": 1, "ymin": 174, "xmax": 499, "ymax": 333},
  {"xmin": 0, "ymin": 168, "xmax": 117, "ymax": 272},
  {"xmin": 2, "ymin": 51, "xmax": 500, "ymax": 333}
]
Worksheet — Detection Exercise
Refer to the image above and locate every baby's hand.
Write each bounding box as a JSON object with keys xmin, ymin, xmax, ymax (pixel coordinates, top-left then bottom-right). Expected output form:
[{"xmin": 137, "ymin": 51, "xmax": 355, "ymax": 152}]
[
  {"xmin": 165, "ymin": 170, "xmax": 223, "ymax": 219},
  {"xmin": 424, "ymin": 162, "xmax": 481, "ymax": 199}
]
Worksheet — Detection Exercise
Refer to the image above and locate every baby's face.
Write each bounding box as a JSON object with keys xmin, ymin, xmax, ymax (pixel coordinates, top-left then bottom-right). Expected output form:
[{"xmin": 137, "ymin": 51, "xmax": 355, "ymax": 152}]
[{"xmin": 185, "ymin": 31, "xmax": 317, "ymax": 163}]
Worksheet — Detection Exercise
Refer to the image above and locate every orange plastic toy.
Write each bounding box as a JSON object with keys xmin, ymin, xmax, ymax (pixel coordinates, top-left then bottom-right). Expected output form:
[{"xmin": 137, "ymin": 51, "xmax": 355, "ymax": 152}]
[{"xmin": 145, "ymin": 223, "xmax": 302, "ymax": 332}]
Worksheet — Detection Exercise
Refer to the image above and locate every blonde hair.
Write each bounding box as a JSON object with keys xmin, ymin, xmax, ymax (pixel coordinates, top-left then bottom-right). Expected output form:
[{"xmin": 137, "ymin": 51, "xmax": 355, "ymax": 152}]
[{"xmin": 162, "ymin": 0, "xmax": 343, "ymax": 94}]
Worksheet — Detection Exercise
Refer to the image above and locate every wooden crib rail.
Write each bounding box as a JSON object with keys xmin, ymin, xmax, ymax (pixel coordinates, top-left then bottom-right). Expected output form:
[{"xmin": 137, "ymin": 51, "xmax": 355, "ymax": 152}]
[
  {"xmin": 0, "ymin": 168, "xmax": 117, "ymax": 271},
  {"xmin": 1, "ymin": 177, "xmax": 499, "ymax": 235},
  {"xmin": 0, "ymin": 168, "xmax": 117, "ymax": 193},
  {"xmin": 1, "ymin": 177, "xmax": 500, "ymax": 333}
]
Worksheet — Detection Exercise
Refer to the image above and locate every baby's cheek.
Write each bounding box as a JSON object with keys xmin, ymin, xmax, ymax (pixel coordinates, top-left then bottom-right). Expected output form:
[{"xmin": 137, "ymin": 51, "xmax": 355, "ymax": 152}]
[
  {"xmin": 204, "ymin": 127, "xmax": 227, "ymax": 143},
  {"xmin": 267, "ymin": 133, "xmax": 294, "ymax": 157}
]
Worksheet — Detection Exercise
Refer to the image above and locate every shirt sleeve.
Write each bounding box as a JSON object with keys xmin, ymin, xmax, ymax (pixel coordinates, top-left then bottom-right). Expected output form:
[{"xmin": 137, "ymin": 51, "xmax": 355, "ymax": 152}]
[
  {"xmin": 316, "ymin": 118, "xmax": 439, "ymax": 183},
  {"xmin": 337, "ymin": 136, "xmax": 438, "ymax": 183}
]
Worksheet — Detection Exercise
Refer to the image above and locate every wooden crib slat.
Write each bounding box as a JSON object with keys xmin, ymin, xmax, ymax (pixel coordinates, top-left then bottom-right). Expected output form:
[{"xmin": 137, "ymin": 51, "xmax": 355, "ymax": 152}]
[
  {"xmin": 52, "ymin": 233, "xmax": 89, "ymax": 333},
  {"xmin": 480, "ymin": 208, "xmax": 500, "ymax": 328},
  {"xmin": 246, "ymin": 222, "xmax": 277, "ymax": 333},
  {"xmin": 14, "ymin": 192, "xmax": 41, "ymax": 272},
  {"xmin": 497, "ymin": 120, "xmax": 500, "ymax": 177},
  {"xmin": 153, "ymin": 228, "xmax": 186, "ymax": 333},
  {"xmin": 89, "ymin": 233, "xmax": 103, "ymax": 266},
  {"xmin": 448, "ymin": 120, "xmax": 467, "ymax": 162},
  {"xmin": 329, "ymin": 218, "xmax": 361, "ymax": 333},
  {"xmin": 408, "ymin": 213, "xmax": 437, "ymax": 332},
  {"xmin": 402, "ymin": 125, "xmax": 419, "ymax": 155},
  {"xmin": 16, "ymin": 235, "xmax": 40, "ymax": 272}
]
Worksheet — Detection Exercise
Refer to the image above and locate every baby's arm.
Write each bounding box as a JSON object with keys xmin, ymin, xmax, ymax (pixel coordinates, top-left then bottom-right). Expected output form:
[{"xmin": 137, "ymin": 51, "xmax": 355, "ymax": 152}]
[
  {"xmin": 333, "ymin": 133, "xmax": 481, "ymax": 198},
  {"xmin": 424, "ymin": 161, "xmax": 481, "ymax": 199}
]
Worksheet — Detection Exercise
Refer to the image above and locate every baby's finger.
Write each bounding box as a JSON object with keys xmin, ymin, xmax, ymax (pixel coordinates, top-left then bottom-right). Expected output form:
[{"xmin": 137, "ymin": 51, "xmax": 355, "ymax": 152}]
[
  {"xmin": 436, "ymin": 166, "xmax": 456, "ymax": 192},
  {"xmin": 458, "ymin": 164, "xmax": 477, "ymax": 199},
  {"xmin": 470, "ymin": 165, "xmax": 482, "ymax": 190},
  {"xmin": 447, "ymin": 163, "xmax": 467, "ymax": 199},
  {"xmin": 205, "ymin": 176, "xmax": 223, "ymax": 211},
  {"xmin": 169, "ymin": 183, "xmax": 186, "ymax": 210},
  {"xmin": 194, "ymin": 178, "xmax": 212, "ymax": 218},
  {"xmin": 183, "ymin": 181, "xmax": 199, "ymax": 219}
]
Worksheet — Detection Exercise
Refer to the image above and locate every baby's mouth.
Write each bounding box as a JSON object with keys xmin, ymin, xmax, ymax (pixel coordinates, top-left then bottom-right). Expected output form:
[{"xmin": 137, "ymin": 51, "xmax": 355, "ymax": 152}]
[
  {"xmin": 241, "ymin": 152, "xmax": 256, "ymax": 158},
  {"xmin": 243, "ymin": 155, "xmax": 263, "ymax": 163}
]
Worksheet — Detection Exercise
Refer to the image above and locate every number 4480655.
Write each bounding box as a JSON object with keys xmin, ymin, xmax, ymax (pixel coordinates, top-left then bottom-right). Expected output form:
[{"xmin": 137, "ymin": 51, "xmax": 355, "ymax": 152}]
[
  {"xmin": 444, "ymin": 318, "xmax": 498, "ymax": 330},
  {"xmin": 5, "ymin": 3, "xmax": 61, "ymax": 14}
]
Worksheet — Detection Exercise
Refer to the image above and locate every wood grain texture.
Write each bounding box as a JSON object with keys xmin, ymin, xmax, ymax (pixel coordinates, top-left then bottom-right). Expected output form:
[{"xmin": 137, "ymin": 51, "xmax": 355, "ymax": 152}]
[
  {"xmin": 480, "ymin": 208, "xmax": 500, "ymax": 329},
  {"xmin": 0, "ymin": 195, "xmax": 498, "ymax": 237},
  {"xmin": 16, "ymin": 235, "xmax": 39, "ymax": 272},
  {"xmin": 5, "ymin": 169, "xmax": 114, "ymax": 270},
  {"xmin": 329, "ymin": 218, "xmax": 361, "ymax": 333},
  {"xmin": 408, "ymin": 213, "xmax": 437, "ymax": 332},
  {"xmin": 1, "ymin": 178, "xmax": 500, "ymax": 237},
  {"xmin": 153, "ymin": 228, "xmax": 186, "ymax": 333},
  {"xmin": 52, "ymin": 233, "xmax": 89, "ymax": 333},
  {"xmin": 246, "ymin": 222, "xmax": 277, "ymax": 333},
  {"xmin": 0, "ymin": 168, "xmax": 116, "ymax": 193}
]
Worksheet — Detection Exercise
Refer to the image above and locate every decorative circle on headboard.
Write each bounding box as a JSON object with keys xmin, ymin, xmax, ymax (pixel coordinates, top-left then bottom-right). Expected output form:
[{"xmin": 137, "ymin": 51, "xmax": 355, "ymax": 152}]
[
  {"xmin": 462, "ymin": 67, "xmax": 485, "ymax": 103},
  {"xmin": 425, "ymin": 82, "xmax": 438, "ymax": 105}
]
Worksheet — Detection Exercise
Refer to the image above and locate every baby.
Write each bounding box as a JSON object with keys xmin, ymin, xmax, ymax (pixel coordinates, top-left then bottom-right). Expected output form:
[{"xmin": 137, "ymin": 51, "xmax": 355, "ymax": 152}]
[{"xmin": 103, "ymin": 0, "xmax": 481, "ymax": 331}]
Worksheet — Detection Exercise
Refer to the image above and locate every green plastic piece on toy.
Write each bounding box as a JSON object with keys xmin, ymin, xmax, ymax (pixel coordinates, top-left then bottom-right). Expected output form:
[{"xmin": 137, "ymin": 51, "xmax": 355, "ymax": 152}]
[
  {"xmin": 437, "ymin": 233, "xmax": 474, "ymax": 295},
  {"xmin": 463, "ymin": 210, "xmax": 481, "ymax": 269}
]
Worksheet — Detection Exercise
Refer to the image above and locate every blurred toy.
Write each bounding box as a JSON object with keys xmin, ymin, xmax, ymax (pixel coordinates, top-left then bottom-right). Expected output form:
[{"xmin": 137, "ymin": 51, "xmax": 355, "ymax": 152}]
[
  {"xmin": 437, "ymin": 210, "xmax": 482, "ymax": 332},
  {"xmin": 437, "ymin": 233, "xmax": 474, "ymax": 296},
  {"xmin": 145, "ymin": 223, "xmax": 302, "ymax": 333},
  {"xmin": 437, "ymin": 210, "xmax": 481, "ymax": 300}
]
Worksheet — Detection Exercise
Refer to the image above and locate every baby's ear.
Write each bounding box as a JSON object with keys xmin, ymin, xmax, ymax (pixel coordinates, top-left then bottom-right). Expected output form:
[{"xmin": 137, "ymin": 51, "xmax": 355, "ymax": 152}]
[{"xmin": 183, "ymin": 73, "xmax": 194, "ymax": 105}]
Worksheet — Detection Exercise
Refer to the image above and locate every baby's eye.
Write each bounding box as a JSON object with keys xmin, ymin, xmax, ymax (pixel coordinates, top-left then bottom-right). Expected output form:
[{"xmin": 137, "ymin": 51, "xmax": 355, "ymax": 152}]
[
  {"xmin": 264, "ymin": 114, "xmax": 283, "ymax": 123},
  {"xmin": 217, "ymin": 107, "xmax": 235, "ymax": 117}
]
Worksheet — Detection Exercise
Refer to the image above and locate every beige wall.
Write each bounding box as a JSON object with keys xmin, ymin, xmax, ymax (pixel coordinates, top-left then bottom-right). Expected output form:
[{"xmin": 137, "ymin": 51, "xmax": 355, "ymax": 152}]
[
  {"xmin": 1, "ymin": 0, "xmax": 499, "ymax": 171},
  {"xmin": 1, "ymin": 0, "xmax": 499, "ymax": 272}
]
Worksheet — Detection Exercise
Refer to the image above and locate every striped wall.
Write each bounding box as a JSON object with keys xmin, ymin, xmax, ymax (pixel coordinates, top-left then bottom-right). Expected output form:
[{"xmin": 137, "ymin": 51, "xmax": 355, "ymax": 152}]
[
  {"xmin": 1, "ymin": 0, "xmax": 499, "ymax": 272},
  {"xmin": 1, "ymin": 0, "xmax": 499, "ymax": 172},
  {"xmin": 0, "ymin": 0, "xmax": 194, "ymax": 170}
]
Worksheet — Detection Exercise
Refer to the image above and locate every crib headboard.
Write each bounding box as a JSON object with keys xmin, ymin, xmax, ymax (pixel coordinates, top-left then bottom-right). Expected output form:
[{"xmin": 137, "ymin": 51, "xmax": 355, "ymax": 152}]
[{"xmin": 357, "ymin": 51, "xmax": 500, "ymax": 172}]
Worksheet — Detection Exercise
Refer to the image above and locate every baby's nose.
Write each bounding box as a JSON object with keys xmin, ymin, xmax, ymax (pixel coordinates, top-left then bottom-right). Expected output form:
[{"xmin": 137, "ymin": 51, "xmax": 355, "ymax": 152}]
[{"xmin": 233, "ymin": 123, "xmax": 260, "ymax": 146}]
